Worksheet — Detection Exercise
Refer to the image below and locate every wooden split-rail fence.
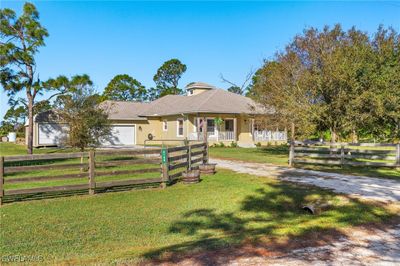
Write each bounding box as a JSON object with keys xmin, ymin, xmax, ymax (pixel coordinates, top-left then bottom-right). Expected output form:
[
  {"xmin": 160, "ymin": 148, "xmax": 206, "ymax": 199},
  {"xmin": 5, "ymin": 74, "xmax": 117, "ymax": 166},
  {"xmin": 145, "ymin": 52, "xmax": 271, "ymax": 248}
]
[
  {"xmin": 289, "ymin": 141, "xmax": 400, "ymax": 168},
  {"xmin": 0, "ymin": 142, "xmax": 208, "ymax": 205}
]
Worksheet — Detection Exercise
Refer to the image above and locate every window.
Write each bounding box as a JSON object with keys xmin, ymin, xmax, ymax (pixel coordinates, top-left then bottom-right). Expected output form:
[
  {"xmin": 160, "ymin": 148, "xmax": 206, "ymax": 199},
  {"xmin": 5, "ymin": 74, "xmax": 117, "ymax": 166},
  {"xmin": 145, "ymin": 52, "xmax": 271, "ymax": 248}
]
[
  {"xmin": 177, "ymin": 119, "xmax": 184, "ymax": 137},
  {"xmin": 207, "ymin": 119, "xmax": 215, "ymax": 135},
  {"xmin": 163, "ymin": 120, "xmax": 168, "ymax": 131},
  {"xmin": 225, "ymin": 119, "xmax": 234, "ymax": 131}
]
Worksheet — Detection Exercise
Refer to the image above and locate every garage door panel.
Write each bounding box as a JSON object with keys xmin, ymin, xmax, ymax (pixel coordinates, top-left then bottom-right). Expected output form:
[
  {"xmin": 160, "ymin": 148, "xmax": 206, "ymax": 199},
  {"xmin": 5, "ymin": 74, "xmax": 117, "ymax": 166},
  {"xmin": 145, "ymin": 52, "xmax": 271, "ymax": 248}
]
[
  {"xmin": 38, "ymin": 123, "xmax": 68, "ymax": 145},
  {"xmin": 102, "ymin": 125, "xmax": 135, "ymax": 146}
]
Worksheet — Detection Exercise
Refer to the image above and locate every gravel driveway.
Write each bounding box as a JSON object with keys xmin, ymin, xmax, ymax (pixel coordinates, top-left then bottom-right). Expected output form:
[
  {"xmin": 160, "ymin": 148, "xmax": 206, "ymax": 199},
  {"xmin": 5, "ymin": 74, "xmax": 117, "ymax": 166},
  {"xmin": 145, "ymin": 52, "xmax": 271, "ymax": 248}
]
[
  {"xmin": 206, "ymin": 158, "xmax": 400, "ymax": 265},
  {"xmin": 211, "ymin": 158, "xmax": 400, "ymax": 203}
]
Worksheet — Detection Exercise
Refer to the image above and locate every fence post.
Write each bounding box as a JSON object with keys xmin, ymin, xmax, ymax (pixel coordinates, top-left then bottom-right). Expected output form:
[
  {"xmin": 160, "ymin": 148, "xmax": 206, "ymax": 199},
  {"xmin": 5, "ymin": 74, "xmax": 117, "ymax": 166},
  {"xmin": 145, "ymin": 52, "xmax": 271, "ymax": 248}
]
[
  {"xmin": 187, "ymin": 145, "xmax": 192, "ymax": 171},
  {"xmin": 288, "ymin": 141, "xmax": 294, "ymax": 167},
  {"xmin": 203, "ymin": 142, "xmax": 209, "ymax": 164},
  {"xmin": 161, "ymin": 147, "xmax": 169, "ymax": 188},
  {"xmin": 0, "ymin": 156, "xmax": 4, "ymax": 206},
  {"xmin": 340, "ymin": 144, "xmax": 345, "ymax": 168},
  {"xmin": 396, "ymin": 143, "xmax": 400, "ymax": 169},
  {"xmin": 88, "ymin": 151, "xmax": 95, "ymax": 195}
]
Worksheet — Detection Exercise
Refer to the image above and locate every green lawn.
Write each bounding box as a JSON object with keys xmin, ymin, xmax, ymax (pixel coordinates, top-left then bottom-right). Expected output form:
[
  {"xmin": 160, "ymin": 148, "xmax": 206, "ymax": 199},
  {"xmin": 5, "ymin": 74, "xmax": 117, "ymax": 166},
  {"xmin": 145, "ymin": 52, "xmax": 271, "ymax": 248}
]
[
  {"xmin": 210, "ymin": 146, "xmax": 400, "ymax": 180},
  {"xmin": 1, "ymin": 169, "xmax": 395, "ymax": 264},
  {"xmin": 210, "ymin": 145, "xmax": 289, "ymax": 165},
  {"xmin": 0, "ymin": 142, "xmax": 79, "ymax": 156}
]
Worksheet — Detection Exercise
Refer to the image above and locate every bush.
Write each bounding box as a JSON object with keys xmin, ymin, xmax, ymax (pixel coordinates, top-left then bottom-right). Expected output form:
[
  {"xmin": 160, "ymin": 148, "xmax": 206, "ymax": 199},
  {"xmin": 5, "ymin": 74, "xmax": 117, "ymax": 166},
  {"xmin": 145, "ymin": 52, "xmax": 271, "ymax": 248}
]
[
  {"xmin": 255, "ymin": 142, "xmax": 262, "ymax": 147},
  {"xmin": 219, "ymin": 142, "xmax": 225, "ymax": 147},
  {"xmin": 230, "ymin": 141, "xmax": 238, "ymax": 148}
]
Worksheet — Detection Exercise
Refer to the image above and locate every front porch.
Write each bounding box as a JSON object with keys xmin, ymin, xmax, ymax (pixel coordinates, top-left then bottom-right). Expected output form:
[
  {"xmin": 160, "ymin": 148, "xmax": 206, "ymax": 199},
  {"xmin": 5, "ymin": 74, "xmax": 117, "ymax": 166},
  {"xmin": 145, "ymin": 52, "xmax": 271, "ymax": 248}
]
[
  {"xmin": 187, "ymin": 116, "xmax": 287, "ymax": 143},
  {"xmin": 188, "ymin": 117, "xmax": 237, "ymax": 141}
]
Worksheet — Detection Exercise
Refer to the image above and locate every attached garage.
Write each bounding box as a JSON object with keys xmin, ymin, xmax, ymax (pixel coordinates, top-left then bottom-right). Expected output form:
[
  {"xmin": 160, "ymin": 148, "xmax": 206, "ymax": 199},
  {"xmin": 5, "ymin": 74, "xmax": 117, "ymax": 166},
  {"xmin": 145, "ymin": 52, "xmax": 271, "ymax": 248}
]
[
  {"xmin": 102, "ymin": 125, "xmax": 136, "ymax": 146},
  {"xmin": 30, "ymin": 102, "xmax": 147, "ymax": 147}
]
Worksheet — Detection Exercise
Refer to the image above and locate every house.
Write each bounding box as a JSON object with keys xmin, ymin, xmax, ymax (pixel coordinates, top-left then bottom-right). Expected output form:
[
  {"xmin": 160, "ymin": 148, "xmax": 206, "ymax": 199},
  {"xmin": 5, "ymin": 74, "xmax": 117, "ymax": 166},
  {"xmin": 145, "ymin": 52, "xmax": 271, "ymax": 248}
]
[{"xmin": 28, "ymin": 82, "xmax": 287, "ymax": 147}]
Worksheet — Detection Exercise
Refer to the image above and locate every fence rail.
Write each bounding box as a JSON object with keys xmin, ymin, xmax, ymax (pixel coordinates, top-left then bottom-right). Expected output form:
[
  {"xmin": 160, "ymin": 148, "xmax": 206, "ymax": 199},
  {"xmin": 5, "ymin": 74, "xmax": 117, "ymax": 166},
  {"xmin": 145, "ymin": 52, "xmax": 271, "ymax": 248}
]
[
  {"xmin": 253, "ymin": 130, "xmax": 287, "ymax": 142},
  {"xmin": 289, "ymin": 141, "xmax": 400, "ymax": 168},
  {"xmin": 0, "ymin": 142, "xmax": 208, "ymax": 205}
]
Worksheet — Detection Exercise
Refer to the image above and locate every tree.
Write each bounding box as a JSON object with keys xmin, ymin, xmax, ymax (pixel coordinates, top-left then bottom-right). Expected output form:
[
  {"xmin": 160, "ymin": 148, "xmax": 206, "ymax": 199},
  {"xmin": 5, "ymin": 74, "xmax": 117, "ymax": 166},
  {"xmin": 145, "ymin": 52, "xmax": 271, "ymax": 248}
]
[
  {"xmin": 252, "ymin": 24, "xmax": 400, "ymax": 142},
  {"xmin": 102, "ymin": 74, "xmax": 146, "ymax": 101},
  {"xmin": 0, "ymin": 3, "xmax": 65, "ymax": 154},
  {"xmin": 220, "ymin": 70, "xmax": 254, "ymax": 96},
  {"xmin": 227, "ymin": 86, "xmax": 243, "ymax": 95},
  {"xmin": 367, "ymin": 26, "xmax": 400, "ymax": 140},
  {"xmin": 251, "ymin": 51, "xmax": 318, "ymax": 141},
  {"xmin": 53, "ymin": 75, "xmax": 112, "ymax": 151},
  {"xmin": 1, "ymin": 106, "xmax": 26, "ymax": 137},
  {"xmin": 151, "ymin": 59, "xmax": 187, "ymax": 99},
  {"xmin": 3, "ymin": 105, "xmax": 26, "ymax": 129}
]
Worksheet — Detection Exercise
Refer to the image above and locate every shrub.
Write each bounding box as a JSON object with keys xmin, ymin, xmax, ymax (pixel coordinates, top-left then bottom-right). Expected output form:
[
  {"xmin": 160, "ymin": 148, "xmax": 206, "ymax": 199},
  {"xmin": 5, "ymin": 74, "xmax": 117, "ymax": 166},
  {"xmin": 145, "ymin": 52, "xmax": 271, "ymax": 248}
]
[{"xmin": 230, "ymin": 141, "xmax": 238, "ymax": 148}]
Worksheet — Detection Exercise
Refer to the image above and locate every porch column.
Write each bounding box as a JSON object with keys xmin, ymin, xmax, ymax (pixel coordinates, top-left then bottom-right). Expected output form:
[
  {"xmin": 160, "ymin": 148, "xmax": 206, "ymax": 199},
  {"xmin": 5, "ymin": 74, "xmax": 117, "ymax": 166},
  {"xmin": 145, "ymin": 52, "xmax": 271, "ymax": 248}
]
[
  {"xmin": 203, "ymin": 116, "xmax": 207, "ymax": 142},
  {"xmin": 251, "ymin": 119, "xmax": 255, "ymax": 141},
  {"xmin": 233, "ymin": 118, "xmax": 237, "ymax": 141},
  {"xmin": 216, "ymin": 119, "xmax": 219, "ymax": 142},
  {"xmin": 196, "ymin": 115, "xmax": 199, "ymax": 141}
]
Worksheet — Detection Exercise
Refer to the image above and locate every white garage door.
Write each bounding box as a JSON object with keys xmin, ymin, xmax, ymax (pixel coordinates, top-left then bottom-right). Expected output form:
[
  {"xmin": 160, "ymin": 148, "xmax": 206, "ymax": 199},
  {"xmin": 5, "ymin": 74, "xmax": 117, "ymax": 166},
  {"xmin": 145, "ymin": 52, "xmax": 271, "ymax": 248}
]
[
  {"xmin": 38, "ymin": 123, "xmax": 68, "ymax": 145},
  {"xmin": 103, "ymin": 125, "xmax": 135, "ymax": 146}
]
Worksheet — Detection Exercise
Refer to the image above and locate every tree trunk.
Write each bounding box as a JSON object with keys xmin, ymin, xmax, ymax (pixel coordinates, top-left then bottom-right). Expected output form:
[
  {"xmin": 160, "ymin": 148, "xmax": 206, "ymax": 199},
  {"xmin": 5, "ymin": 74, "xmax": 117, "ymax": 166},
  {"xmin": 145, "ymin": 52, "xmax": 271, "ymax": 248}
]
[
  {"xmin": 330, "ymin": 128, "xmax": 337, "ymax": 143},
  {"xmin": 27, "ymin": 96, "xmax": 34, "ymax": 155},
  {"xmin": 352, "ymin": 128, "xmax": 358, "ymax": 143},
  {"xmin": 290, "ymin": 122, "xmax": 295, "ymax": 142}
]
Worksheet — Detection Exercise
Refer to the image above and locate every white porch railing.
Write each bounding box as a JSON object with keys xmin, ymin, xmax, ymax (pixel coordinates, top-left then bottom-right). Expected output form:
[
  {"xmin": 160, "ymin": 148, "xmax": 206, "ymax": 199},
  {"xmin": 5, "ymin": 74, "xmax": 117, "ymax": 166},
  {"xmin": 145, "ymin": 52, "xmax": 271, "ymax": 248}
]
[
  {"xmin": 188, "ymin": 131, "xmax": 235, "ymax": 141},
  {"xmin": 253, "ymin": 130, "xmax": 287, "ymax": 142},
  {"xmin": 218, "ymin": 131, "xmax": 235, "ymax": 141}
]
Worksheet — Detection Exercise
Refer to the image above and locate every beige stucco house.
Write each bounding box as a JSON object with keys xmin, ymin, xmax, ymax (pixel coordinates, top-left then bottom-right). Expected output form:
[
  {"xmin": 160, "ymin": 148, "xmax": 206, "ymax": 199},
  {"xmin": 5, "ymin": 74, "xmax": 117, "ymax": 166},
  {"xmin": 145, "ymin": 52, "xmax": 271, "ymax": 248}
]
[{"xmin": 29, "ymin": 82, "xmax": 287, "ymax": 147}]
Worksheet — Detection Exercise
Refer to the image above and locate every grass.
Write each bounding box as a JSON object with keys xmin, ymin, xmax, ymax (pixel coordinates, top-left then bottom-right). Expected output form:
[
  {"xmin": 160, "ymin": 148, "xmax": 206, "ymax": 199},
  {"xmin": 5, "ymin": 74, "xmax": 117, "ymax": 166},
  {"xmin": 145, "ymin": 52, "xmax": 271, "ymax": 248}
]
[
  {"xmin": 0, "ymin": 168, "xmax": 396, "ymax": 264},
  {"xmin": 210, "ymin": 145, "xmax": 289, "ymax": 165},
  {"xmin": 0, "ymin": 142, "xmax": 79, "ymax": 156},
  {"xmin": 210, "ymin": 146, "xmax": 400, "ymax": 180}
]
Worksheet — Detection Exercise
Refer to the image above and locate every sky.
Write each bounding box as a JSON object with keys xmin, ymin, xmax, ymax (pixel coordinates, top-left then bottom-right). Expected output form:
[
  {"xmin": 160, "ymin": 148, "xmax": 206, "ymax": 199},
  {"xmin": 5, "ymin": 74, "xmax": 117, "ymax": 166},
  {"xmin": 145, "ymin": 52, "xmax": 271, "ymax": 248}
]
[{"xmin": 1, "ymin": 1, "xmax": 400, "ymax": 120}]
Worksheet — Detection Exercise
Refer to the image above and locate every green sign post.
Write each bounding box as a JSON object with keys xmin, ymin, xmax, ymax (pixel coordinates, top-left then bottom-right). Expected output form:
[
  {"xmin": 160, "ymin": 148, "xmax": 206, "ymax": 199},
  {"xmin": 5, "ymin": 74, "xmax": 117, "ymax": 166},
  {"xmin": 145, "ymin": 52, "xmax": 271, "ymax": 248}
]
[{"xmin": 161, "ymin": 148, "xmax": 168, "ymax": 164}]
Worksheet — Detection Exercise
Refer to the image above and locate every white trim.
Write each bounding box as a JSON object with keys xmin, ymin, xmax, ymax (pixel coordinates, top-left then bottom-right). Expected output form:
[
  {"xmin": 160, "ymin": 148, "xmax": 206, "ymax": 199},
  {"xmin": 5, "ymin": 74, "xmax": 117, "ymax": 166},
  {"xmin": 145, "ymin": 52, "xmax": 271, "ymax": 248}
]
[
  {"xmin": 176, "ymin": 118, "xmax": 184, "ymax": 137},
  {"xmin": 162, "ymin": 120, "xmax": 168, "ymax": 132}
]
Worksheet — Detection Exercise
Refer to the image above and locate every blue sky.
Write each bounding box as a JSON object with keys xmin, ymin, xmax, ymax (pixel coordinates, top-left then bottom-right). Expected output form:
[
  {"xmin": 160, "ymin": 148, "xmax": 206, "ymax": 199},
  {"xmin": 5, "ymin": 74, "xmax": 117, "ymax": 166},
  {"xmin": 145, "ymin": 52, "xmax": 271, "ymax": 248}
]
[{"xmin": 1, "ymin": 1, "xmax": 399, "ymax": 120}]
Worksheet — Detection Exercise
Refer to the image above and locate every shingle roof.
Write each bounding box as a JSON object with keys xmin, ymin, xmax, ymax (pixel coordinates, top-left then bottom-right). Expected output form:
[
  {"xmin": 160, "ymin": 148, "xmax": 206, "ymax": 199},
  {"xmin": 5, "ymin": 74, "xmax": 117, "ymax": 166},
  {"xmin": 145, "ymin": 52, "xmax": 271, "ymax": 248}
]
[
  {"xmin": 33, "ymin": 89, "xmax": 270, "ymax": 123},
  {"xmin": 139, "ymin": 89, "xmax": 270, "ymax": 117},
  {"xmin": 100, "ymin": 100, "xmax": 149, "ymax": 120}
]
